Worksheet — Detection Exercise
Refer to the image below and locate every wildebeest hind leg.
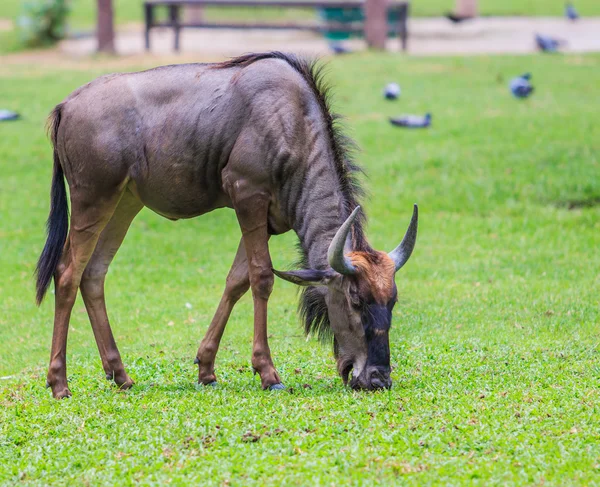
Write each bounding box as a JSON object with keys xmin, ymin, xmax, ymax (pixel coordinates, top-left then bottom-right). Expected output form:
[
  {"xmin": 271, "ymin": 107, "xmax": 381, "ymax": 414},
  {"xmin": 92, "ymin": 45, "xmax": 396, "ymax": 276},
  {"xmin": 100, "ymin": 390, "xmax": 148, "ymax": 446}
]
[
  {"xmin": 47, "ymin": 190, "xmax": 124, "ymax": 399},
  {"xmin": 196, "ymin": 238, "xmax": 250, "ymax": 385},
  {"xmin": 80, "ymin": 189, "xmax": 143, "ymax": 390}
]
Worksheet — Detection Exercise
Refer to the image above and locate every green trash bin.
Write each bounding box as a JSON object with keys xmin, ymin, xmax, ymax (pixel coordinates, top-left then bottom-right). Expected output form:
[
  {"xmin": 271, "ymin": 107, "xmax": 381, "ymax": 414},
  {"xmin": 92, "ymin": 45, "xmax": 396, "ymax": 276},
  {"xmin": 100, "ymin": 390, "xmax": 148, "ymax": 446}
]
[{"xmin": 318, "ymin": 6, "xmax": 402, "ymax": 40}]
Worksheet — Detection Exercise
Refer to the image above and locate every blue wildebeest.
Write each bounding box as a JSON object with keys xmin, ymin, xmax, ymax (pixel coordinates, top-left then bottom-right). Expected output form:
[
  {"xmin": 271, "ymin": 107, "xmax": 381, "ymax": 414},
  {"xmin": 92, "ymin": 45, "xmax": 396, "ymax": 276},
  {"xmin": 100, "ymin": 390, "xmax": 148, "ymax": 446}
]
[{"xmin": 36, "ymin": 52, "xmax": 418, "ymax": 399}]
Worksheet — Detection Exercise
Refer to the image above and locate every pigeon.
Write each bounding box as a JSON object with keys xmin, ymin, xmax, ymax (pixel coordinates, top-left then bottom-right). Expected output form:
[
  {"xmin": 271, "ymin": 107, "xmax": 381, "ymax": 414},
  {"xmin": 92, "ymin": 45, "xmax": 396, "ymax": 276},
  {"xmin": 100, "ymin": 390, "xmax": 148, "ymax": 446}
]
[
  {"xmin": 445, "ymin": 12, "xmax": 474, "ymax": 23},
  {"xmin": 0, "ymin": 110, "xmax": 19, "ymax": 121},
  {"xmin": 535, "ymin": 33, "xmax": 564, "ymax": 52},
  {"xmin": 390, "ymin": 113, "xmax": 432, "ymax": 128},
  {"xmin": 509, "ymin": 73, "xmax": 534, "ymax": 99},
  {"xmin": 329, "ymin": 42, "xmax": 351, "ymax": 55},
  {"xmin": 384, "ymin": 83, "xmax": 401, "ymax": 100},
  {"xmin": 565, "ymin": 2, "xmax": 579, "ymax": 20}
]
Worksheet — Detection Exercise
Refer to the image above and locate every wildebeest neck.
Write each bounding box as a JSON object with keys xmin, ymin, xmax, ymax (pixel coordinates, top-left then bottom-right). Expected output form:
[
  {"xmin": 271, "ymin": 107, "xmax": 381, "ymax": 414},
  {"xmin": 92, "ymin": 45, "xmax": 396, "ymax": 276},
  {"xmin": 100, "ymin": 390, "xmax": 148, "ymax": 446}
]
[{"xmin": 286, "ymin": 144, "xmax": 369, "ymax": 269}]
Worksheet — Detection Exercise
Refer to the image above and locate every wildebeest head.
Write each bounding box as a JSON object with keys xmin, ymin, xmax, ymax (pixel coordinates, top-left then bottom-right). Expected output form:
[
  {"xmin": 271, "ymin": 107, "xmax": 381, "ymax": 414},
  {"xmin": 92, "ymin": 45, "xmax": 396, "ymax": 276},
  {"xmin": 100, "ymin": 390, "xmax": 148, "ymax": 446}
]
[{"xmin": 274, "ymin": 205, "xmax": 418, "ymax": 391}]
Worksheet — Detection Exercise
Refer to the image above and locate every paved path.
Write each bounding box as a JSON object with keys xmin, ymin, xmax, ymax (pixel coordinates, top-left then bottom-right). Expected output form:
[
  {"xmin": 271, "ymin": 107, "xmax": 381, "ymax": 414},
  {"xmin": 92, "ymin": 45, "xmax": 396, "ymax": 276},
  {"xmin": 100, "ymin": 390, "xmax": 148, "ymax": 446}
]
[
  {"xmin": 56, "ymin": 17, "xmax": 600, "ymax": 58},
  {"xmin": 1, "ymin": 16, "xmax": 599, "ymax": 67}
]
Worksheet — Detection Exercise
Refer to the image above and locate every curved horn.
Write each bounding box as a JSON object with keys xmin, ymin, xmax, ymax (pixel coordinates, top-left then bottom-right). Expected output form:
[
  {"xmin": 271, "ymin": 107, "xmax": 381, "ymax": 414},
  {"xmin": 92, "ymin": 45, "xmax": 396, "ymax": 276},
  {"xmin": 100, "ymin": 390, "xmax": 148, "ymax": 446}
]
[
  {"xmin": 389, "ymin": 204, "xmax": 418, "ymax": 272},
  {"xmin": 327, "ymin": 206, "xmax": 361, "ymax": 275}
]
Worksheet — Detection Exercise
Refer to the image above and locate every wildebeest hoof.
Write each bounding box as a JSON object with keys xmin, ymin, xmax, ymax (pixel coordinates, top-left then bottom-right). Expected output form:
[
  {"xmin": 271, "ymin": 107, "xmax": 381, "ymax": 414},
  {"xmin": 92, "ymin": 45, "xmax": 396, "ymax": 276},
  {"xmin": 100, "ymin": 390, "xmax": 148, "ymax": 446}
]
[
  {"xmin": 45, "ymin": 381, "xmax": 51, "ymax": 389},
  {"xmin": 193, "ymin": 357, "xmax": 200, "ymax": 365},
  {"xmin": 268, "ymin": 383, "xmax": 285, "ymax": 391},
  {"xmin": 106, "ymin": 373, "xmax": 113, "ymax": 380},
  {"xmin": 206, "ymin": 381, "xmax": 218, "ymax": 387},
  {"xmin": 115, "ymin": 377, "xmax": 135, "ymax": 390},
  {"xmin": 53, "ymin": 388, "xmax": 72, "ymax": 399}
]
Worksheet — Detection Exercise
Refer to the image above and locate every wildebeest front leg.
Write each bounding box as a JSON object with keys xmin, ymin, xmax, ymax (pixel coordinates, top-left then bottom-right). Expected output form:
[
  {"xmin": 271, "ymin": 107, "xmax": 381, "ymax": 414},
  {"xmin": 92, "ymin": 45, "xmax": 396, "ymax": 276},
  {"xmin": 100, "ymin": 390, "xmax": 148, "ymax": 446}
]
[
  {"xmin": 231, "ymin": 188, "xmax": 283, "ymax": 390},
  {"xmin": 196, "ymin": 239, "xmax": 250, "ymax": 385}
]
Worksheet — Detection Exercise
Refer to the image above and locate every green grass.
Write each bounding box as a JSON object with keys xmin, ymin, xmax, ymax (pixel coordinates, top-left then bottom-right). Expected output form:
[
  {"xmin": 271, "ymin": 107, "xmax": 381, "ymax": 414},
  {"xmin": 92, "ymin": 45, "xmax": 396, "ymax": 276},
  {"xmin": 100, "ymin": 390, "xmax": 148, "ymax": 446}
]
[
  {"xmin": 2, "ymin": 0, "xmax": 600, "ymax": 28},
  {"xmin": 0, "ymin": 28, "xmax": 21, "ymax": 54},
  {"xmin": 1, "ymin": 52, "xmax": 600, "ymax": 485}
]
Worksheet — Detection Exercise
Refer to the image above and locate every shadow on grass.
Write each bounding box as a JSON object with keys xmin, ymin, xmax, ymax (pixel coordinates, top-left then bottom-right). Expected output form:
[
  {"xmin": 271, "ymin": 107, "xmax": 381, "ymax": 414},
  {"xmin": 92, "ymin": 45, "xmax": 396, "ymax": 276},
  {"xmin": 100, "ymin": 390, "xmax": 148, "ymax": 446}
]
[
  {"xmin": 8, "ymin": 359, "xmax": 400, "ymax": 402},
  {"xmin": 128, "ymin": 378, "xmax": 351, "ymax": 398},
  {"xmin": 555, "ymin": 196, "xmax": 600, "ymax": 210}
]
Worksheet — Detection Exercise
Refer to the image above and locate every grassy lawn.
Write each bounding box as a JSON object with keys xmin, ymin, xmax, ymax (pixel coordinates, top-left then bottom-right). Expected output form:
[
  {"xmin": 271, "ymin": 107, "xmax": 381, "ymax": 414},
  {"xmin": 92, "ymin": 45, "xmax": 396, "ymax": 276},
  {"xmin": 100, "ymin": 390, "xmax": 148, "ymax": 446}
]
[
  {"xmin": 1, "ymin": 52, "xmax": 600, "ymax": 485},
  {"xmin": 0, "ymin": 29, "xmax": 21, "ymax": 54}
]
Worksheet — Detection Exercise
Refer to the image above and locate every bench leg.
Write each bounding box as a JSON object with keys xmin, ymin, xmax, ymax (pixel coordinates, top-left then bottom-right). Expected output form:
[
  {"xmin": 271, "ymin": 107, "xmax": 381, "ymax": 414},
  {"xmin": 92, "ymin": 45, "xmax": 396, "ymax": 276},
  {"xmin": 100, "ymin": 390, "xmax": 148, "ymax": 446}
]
[
  {"xmin": 399, "ymin": 4, "xmax": 409, "ymax": 52},
  {"xmin": 144, "ymin": 4, "xmax": 153, "ymax": 51},
  {"xmin": 169, "ymin": 5, "xmax": 181, "ymax": 52},
  {"xmin": 175, "ymin": 27, "xmax": 181, "ymax": 52}
]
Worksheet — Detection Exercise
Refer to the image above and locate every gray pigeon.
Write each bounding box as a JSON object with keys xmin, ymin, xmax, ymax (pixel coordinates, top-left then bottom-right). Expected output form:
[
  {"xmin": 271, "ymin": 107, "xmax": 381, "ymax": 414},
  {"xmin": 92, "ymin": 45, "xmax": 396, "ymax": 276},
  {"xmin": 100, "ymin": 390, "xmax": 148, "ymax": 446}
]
[
  {"xmin": 329, "ymin": 42, "xmax": 351, "ymax": 55},
  {"xmin": 565, "ymin": 2, "xmax": 579, "ymax": 20},
  {"xmin": 384, "ymin": 83, "xmax": 401, "ymax": 100},
  {"xmin": 390, "ymin": 113, "xmax": 432, "ymax": 128},
  {"xmin": 445, "ymin": 12, "xmax": 474, "ymax": 23},
  {"xmin": 509, "ymin": 73, "xmax": 534, "ymax": 98},
  {"xmin": 0, "ymin": 109, "xmax": 19, "ymax": 121},
  {"xmin": 535, "ymin": 33, "xmax": 564, "ymax": 52}
]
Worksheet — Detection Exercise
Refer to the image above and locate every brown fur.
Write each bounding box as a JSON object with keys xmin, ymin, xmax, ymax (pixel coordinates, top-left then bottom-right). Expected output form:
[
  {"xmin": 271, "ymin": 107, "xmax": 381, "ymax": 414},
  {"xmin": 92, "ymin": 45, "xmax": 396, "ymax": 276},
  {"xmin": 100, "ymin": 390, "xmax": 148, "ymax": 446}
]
[
  {"xmin": 348, "ymin": 251, "xmax": 396, "ymax": 304},
  {"xmin": 36, "ymin": 52, "xmax": 410, "ymax": 397},
  {"xmin": 215, "ymin": 52, "xmax": 368, "ymax": 249},
  {"xmin": 37, "ymin": 52, "xmax": 372, "ymax": 397}
]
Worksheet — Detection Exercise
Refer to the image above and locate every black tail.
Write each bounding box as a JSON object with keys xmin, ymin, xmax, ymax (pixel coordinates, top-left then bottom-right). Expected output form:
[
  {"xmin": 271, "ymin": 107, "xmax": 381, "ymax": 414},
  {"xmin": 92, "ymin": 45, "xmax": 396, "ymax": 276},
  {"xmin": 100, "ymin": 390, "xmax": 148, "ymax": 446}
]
[{"xmin": 36, "ymin": 104, "xmax": 69, "ymax": 305}]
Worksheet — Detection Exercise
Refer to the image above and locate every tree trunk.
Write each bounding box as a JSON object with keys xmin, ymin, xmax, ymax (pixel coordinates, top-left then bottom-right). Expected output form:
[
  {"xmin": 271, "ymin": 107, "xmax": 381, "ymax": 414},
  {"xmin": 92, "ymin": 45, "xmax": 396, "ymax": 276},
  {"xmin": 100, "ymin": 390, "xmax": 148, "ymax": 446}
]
[
  {"xmin": 455, "ymin": 0, "xmax": 478, "ymax": 17},
  {"xmin": 365, "ymin": 0, "xmax": 388, "ymax": 50},
  {"xmin": 97, "ymin": 0, "xmax": 116, "ymax": 53}
]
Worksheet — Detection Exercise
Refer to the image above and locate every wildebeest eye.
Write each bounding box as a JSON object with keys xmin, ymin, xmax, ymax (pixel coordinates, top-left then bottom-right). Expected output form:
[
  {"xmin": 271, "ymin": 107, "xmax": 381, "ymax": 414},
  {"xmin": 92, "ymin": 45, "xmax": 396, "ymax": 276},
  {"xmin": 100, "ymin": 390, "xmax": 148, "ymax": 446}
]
[{"xmin": 348, "ymin": 286, "xmax": 361, "ymax": 309}]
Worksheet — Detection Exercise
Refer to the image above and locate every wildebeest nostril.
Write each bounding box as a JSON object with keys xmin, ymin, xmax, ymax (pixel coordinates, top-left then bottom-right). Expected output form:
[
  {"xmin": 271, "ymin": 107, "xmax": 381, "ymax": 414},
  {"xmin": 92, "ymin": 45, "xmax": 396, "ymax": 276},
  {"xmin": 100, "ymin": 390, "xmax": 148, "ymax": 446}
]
[
  {"xmin": 349, "ymin": 368, "xmax": 392, "ymax": 391},
  {"xmin": 369, "ymin": 377, "xmax": 391, "ymax": 390},
  {"xmin": 367, "ymin": 368, "xmax": 392, "ymax": 390}
]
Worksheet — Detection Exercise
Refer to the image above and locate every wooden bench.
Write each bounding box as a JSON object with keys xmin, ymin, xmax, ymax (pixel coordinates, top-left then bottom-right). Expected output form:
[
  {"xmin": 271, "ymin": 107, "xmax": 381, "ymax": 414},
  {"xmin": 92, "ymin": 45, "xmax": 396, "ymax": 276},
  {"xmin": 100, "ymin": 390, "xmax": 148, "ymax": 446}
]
[{"xmin": 144, "ymin": 0, "xmax": 409, "ymax": 52}]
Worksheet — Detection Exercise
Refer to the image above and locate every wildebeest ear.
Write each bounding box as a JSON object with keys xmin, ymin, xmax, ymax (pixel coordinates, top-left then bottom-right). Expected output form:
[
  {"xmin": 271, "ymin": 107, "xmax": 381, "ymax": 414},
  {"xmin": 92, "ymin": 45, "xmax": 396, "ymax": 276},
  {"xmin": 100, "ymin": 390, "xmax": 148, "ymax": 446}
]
[{"xmin": 272, "ymin": 268, "xmax": 336, "ymax": 287}]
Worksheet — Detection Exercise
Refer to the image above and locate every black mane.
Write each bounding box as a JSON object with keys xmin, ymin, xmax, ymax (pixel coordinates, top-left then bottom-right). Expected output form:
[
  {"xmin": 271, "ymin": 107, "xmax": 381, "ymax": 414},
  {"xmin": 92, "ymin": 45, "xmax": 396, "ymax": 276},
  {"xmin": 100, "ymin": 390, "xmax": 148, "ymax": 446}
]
[{"xmin": 217, "ymin": 52, "xmax": 369, "ymax": 345}]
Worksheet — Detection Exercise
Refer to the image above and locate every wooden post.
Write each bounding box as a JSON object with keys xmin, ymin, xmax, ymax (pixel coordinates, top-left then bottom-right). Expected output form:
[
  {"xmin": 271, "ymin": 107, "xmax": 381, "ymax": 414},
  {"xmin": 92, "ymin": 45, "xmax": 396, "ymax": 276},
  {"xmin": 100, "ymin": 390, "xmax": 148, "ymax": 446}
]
[
  {"xmin": 97, "ymin": 0, "xmax": 116, "ymax": 53},
  {"xmin": 455, "ymin": 0, "xmax": 478, "ymax": 17},
  {"xmin": 169, "ymin": 5, "xmax": 181, "ymax": 51},
  {"xmin": 365, "ymin": 0, "xmax": 388, "ymax": 50}
]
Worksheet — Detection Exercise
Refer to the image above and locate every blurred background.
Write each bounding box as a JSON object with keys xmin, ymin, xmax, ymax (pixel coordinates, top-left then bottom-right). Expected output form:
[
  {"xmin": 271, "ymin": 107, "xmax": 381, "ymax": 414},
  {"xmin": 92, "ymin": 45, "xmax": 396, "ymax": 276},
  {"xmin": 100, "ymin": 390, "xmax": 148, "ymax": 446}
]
[{"xmin": 1, "ymin": 0, "xmax": 600, "ymax": 59}]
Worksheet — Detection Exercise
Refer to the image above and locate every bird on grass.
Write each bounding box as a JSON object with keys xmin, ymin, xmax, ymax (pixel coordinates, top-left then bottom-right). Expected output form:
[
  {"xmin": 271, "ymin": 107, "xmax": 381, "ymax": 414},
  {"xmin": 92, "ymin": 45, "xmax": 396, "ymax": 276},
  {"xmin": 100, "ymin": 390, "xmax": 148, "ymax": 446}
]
[
  {"xmin": 535, "ymin": 33, "xmax": 564, "ymax": 52},
  {"xmin": 509, "ymin": 73, "xmax": 534, "ymax": 99},
  {"xmin": 384, "ymin": 83, "xmax": 401, "ymax": 100},
  {"xmin": 0, "ymin": 110, "xmax": 19, "ymax": 121},
  {"xmin": 565, "ymin": 2, "xmax": 579, "ymax": 20},
  {"xmin": 445, "ymin": 12, "xmax": 474, "ymax": 23},
  {"xmin": 329, "ymin": 42, "xmax": 351, "ymax": 55},
  {"xmin": 390, "ymin": 113, "xmax": 432, "ymax": 128}
]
